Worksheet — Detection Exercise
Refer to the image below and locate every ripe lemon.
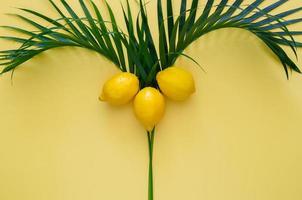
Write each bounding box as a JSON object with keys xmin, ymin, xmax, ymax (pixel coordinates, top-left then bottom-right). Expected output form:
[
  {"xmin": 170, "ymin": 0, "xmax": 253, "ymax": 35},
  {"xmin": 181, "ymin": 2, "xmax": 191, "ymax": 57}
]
[
  {"xmin": 99, "ymin": 72, "xmax": 139, "ymax": 106},
  {"xmin": 156, "ymin": 66, "xmax": 195, "ymax": 101},
  {"xmin": 133, "ymin": 87, "xmax": 165, "ymax": 131}
]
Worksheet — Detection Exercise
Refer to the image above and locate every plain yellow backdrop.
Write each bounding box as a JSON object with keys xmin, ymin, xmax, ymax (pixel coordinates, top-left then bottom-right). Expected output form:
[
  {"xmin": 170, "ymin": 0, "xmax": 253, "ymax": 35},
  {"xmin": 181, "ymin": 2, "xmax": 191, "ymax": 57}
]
[{"xmin": 0, "ymin": 0, "xmax": 302, "ymax": 200}]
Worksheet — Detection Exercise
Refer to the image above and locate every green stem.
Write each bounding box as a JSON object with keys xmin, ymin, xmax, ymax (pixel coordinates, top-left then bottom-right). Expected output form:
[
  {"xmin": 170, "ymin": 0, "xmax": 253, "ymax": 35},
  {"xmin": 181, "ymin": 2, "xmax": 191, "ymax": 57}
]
[{"xmin": 147, "ymin": 129, "xmax": 155, "ymax": 200}]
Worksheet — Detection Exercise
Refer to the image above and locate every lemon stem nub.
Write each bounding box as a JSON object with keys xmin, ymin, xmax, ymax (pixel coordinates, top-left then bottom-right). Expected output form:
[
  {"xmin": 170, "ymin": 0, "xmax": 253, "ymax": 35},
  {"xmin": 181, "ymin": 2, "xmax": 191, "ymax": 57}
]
[{"xmin": 99, "ymin": 93, "xmax": 105, "ymax": 101}]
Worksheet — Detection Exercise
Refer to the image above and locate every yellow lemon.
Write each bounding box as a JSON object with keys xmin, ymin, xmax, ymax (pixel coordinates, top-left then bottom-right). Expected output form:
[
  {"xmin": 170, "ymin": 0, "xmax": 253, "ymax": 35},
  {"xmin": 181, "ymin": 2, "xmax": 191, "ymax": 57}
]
[
  {"xmin": 133, "ymin": 87, "xmax": 165, "ymax": 131},
  {"xmin": 156, "ymin": 66, "xmax": 195, "ymax": 101},
  {"xmin": 99, "ymin": 72, "xmax": 139, "ymax": 106}
]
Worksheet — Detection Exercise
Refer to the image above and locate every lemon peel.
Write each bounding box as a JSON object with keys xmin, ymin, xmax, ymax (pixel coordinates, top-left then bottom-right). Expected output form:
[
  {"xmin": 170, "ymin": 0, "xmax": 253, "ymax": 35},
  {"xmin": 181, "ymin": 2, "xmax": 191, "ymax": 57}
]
[
  {"xmin": 133, "ymin": 87, "xmax": 165, "ymax": 131},
  {"xmin": 100, "ymin": 72, "xmax": 139, "ymax": 106},
  {"xmin": 156, "ymin": 66, "xmax": 195, "ymax": 101}
]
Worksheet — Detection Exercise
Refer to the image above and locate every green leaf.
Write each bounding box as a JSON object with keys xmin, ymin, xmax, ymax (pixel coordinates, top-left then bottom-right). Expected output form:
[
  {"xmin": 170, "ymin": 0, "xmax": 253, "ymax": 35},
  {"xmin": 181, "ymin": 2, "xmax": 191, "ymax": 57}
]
[
  {"xmin": 261, "ymin": 18, "xmax": 302, "ymax": 31},
  {"xmin": 157, "ymin": 0, "xmax": 168, "ymax": 67},
  {"xmin": 49, "ymin": 0, "xmax": 86, "ymax": 41},
  {"xmin": 168, "ymin": 17, "xmax": 180, "ymax": 63},
  {"xmin": 138, "ymin": 0, "xmax": 158, "ymax": 67},
  {"xmin": 253, "ymin": 7, "xmax": 302, "ymax": 27},
  {"xmin": 187, "ymin": 0, "xmax": 199, "ymax": 28},
  {"xmin": 235, "ymin": 0, "xmax": 264, "ymax": 20},
  {"xmin": 18, "ymin": 8, "xmax": 72, "ymax": 33},
  {"xmin": 242, "ymin": 0, "xmax": 288, "ymax": 24},
  {"xmin": 178, "ymin": 0, "xmax": 187, "ymax": 40},
  {"xmin": 79, "ymin": 0, "xmax": 109, "ymax": 54},
  {"xmin": 90, "ymin": 0, "xmax": 121, "ymax": 67},
  {"xmin": 105, "ymin": 2, "xmax": 126, "ymax": 71},
  {"xmin": 60, "ymin": 0, "xmax": 100, "ymax": 49},
  {"xmin": 166, "ymin": 0, "xmax": 174, "ymax": 39}
]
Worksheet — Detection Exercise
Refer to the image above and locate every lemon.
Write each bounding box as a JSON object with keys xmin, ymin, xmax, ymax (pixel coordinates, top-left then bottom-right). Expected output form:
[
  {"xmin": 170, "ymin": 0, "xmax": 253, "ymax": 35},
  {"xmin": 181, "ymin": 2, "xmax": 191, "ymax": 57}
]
[
  {"xmin": 156, "ymin": 66, "xmax": 195, "ymax": 101},
  {"xmin": 99, "ymin": 72, "xmax": 139, "ymax": 106},
  {"xmin": 133, "ymin": 87, "xmax": 165, "ymax": 131}
]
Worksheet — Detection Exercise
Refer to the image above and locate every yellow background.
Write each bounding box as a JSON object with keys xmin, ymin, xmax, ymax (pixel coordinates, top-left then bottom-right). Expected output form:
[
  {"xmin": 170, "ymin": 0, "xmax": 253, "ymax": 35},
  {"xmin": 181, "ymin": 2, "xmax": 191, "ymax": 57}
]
[{"xmin": 0, "ymin": 0, "xmax": 302, "ymax": 199}]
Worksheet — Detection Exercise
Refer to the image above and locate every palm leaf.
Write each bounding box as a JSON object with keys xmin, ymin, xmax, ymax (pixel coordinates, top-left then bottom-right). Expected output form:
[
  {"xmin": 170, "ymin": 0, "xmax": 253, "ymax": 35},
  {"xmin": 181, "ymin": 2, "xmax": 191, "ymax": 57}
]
[
  {"xmin": 0, "ymin": 0, "xmax": 302, "ymax": 84},
  {"xmin": 164, "ymin": 0, "xmax": 302, "ymax": 80},
  {"xmin": 0, "ymin": 0, "xmax": 130, "ymax": 75}
]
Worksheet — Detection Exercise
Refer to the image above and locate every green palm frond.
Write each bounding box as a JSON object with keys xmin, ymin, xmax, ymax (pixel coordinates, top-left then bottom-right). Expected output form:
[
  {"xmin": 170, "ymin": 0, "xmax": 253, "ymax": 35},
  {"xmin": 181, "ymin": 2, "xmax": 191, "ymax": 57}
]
[
  {"xmin": 162, "ymin": 0, "xmax": 302, "ymax": 78},
  {"xmin": 0, "ymin": 0, "xmax": 302, "ymax": 85},
  {"xmin": 0, "ymin": 0, "xmax": 128, "ymax": 75},
  {"xmin": 143, "ymin": 0, "xmax": 302, "ymax": 83}
]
